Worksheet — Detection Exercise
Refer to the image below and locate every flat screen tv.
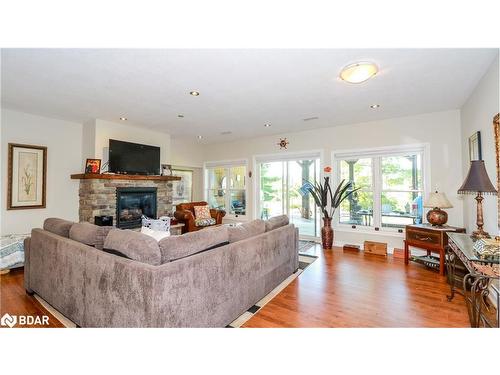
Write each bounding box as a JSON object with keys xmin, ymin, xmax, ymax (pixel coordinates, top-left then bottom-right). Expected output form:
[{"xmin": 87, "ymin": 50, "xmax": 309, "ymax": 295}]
[{"xmin": 108, "ymin": 139, "xmax": 160, "ymax": 175}]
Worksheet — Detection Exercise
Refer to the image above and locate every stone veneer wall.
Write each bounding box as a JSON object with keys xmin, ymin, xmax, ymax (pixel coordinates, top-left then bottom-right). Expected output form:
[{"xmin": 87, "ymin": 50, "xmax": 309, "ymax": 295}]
[{"xmin": 78, "ymin": 179, "xmax": 173, "ymax": 224}]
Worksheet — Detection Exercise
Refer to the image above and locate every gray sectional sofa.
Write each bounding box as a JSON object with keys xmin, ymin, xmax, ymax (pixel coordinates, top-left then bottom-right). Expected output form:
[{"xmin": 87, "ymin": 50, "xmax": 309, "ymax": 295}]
[{"xmin": 24, "ymin": 216, "xmax": 298, "ymax": 327}]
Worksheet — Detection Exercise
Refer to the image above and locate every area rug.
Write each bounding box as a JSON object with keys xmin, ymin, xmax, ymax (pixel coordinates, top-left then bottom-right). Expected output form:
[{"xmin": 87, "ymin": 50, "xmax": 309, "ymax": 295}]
[
  {"xmin": 298, "ymin": 240, "xmax": 317, "ymax": 254},
  {"xmin": 33, "ymin": 253, "xmax": 318, "ymax": 329}
]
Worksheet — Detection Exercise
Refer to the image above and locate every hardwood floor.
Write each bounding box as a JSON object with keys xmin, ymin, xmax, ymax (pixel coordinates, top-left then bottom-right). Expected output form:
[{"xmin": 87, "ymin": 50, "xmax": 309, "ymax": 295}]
[
  {"xmin": 243, "ymin": 245, "xmax": 470, "ymax": 328},
  {"xmin": 1, "ymin": 245, "xmax": 470, "ymax": 328},
  {"xmin": 0, "ymin": 268, "xmax": 64, "ymax": 328}
]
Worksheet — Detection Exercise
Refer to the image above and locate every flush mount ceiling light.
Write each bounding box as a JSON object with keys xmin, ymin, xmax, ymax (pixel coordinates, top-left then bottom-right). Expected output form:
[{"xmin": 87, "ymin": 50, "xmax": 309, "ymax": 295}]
[
  {"xmin": 197, "ymin": 135, "xmax": 203, "ymax": 139},
  {"xmin": 190, "ymin": 91, "xmax": 200, "ymax": 96},
  {"xmin": 177, "ymin": 114, "xmax": 184, "ymax": 118},
  {"xmin": 264, "ymin": 123, "xmax": 271, "ymax": 127},
  {"xmin": 340, "ymin": 62, "xmax": 378, "ymax": 84},
  {"xmin": 370, "ymin": 104, "xmax": 381, "ymax": 109},
  {"xmin": 119, "ymin": 117, "xmax": 127, "ymax": 121}
]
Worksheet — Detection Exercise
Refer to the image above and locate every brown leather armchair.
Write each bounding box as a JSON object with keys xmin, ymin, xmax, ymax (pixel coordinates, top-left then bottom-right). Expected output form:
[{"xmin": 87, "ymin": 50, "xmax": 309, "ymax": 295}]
[{"xmin": 174, "ymin": 201, "xmax": 226, "ymax": 233}]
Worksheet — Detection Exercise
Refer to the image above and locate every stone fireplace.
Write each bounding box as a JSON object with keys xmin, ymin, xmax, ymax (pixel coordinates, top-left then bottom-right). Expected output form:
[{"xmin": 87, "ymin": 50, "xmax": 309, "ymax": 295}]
[{"xmin": 73, "ymin": 174, "xmax": 178, "ymax": 227}]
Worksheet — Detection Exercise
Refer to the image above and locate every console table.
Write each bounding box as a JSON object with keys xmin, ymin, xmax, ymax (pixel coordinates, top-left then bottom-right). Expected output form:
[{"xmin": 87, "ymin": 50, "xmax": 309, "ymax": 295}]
[
  {"xmin": 404, "ymin": 224, "xmax": 465, "ymax": 275},
  {"xmin": 446, "ymin": 233, "xmax": 499, "ymax": 328}
]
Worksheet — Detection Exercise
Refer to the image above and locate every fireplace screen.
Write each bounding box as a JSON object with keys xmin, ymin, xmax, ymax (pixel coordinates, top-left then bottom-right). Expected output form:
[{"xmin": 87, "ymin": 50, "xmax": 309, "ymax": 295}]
[{"xmin": 116, "ymin": 187, "xmax": 157, "ymax": 229}]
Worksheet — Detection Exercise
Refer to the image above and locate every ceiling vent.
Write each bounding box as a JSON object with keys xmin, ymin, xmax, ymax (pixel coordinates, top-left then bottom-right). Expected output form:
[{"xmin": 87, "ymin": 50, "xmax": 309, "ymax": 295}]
[{"xmin": 303, "ymin": 116, "xmax": 319, "ymax": 122}]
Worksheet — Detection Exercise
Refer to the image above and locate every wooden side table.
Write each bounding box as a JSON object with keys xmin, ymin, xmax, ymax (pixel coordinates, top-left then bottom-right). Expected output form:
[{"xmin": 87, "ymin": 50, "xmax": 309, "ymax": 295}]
[
  {"xmin": 404, "ymin": 224, "xmax": 465, "ymax": 276},
  {"xmin": 170, "ymin": 223, "xmax": 185, "ymax": 236}
]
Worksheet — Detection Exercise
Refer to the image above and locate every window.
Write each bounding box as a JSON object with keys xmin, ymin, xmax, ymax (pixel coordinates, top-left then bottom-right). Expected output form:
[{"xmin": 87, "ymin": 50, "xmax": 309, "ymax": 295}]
[
  {"xmin": 334, "ymin": 146, "xmax": 427, "ymax": 232},
  {"xmin": 205, "ymin": 162, "xmax": 247, "ymax": 217}
]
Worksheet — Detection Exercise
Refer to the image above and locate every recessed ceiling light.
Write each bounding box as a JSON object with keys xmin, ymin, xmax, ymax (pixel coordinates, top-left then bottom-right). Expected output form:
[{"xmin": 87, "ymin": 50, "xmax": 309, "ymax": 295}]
[
  {"xmin": 370, "ymin": 104, "xmax": 381, "ymax": 109},
  {"xmin": 119, "ymin": 117, "xmax": 127, "ymax": 121},
  {"xmin": 340, "ymin": 62, "xmax": 378, "ymax": 84},
  {"xmin": 190, "ymin": 91, "xmax": 200, "ymax": 96},
  {"xmin": 264, "ymin": 123, "xmax": 271, "ymax": 127},
  {"xmin": 177, "ymin": 114, "xmax": 184, "ymax": 118},
  {"xmin": 197, "ymin": 135, "xmax": 203, "ymax": 139}
]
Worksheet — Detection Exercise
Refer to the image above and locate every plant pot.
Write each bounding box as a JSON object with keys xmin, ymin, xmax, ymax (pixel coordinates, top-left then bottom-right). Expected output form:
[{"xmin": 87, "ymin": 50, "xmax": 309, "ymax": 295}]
[{"xmin": 321, "ymin": 217, "xmax": 334, "ymax": 250}]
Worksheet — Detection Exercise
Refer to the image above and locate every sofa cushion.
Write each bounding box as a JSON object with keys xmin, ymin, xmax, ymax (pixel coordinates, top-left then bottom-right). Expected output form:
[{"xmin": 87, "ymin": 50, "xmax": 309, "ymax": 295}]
[
  {"xmin": 43, "ymin": 218, "xmax": 75, "ymax": 238},
  {"xmin": 69, "ymin": 222, "xmax": 113, "ymax": 250},
  {"xmin": 194, "ymin": 205, "xmax": 211, "ymax": 219},
  {"xmin": 103, "ymin": 229, "xmax": 161, "ymax": 266},
  {"xmin": 265, "ymin": 215, "xmax": 290, "ymax": 232},
  {"xmin": 228, "ymin": 219, "xmax": 266, "ymax": 243},
  {"xmin": 158, "ymin": 225, "xmax": 229, "ymax": 263}
]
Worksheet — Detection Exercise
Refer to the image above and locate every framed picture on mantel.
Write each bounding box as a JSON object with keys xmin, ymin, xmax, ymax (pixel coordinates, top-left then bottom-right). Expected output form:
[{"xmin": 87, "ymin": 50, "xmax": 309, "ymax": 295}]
[{"xmin": 7, "ymin": 143, "xmax": 47, "ymax": 210}]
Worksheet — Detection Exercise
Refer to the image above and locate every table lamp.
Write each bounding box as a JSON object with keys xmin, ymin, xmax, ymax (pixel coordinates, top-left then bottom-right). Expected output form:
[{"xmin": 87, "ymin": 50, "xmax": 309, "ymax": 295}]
[
  {"xmin": 458, "ymin": 160, "xmax": 497, "ymax": 239},
  {"xmin": 424, "ymin": 191, "xmax": 453, "ymax": 226}
]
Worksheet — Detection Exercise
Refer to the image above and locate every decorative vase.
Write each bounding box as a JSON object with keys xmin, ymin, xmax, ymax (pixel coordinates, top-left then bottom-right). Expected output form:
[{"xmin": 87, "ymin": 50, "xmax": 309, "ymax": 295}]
[
  {"xmin": 426, "ymin": 207, "xmax": 448, "ymax": 226},
  {"xmin": 321, "ymin": 217, "xmax": 334, "ymax": 250}
]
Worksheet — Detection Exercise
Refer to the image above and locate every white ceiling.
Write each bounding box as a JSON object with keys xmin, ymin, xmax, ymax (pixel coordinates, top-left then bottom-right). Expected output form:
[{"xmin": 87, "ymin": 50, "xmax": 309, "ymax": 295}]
[{"xmin": 1, "ymin": 49, "xmax": 498, "ymax": 143}]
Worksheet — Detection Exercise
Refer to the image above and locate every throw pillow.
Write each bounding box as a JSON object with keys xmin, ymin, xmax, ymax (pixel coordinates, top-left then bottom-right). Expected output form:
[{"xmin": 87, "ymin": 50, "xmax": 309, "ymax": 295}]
[
  {"xmin": 194, "ymin": 205, "xmax": 211, "ymax": 220},
  {"xmin": 141, "ymin": 226, "xmax": 171, "ymax": 241}
]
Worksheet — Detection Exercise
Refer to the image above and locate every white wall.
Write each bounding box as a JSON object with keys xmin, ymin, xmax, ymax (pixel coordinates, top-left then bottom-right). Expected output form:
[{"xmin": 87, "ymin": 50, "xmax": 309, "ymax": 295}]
[
  {"xmin": 83, "ymin": 119, "xmax": 172, "ymax": 167},
  {"xmin": 460, "ymin": 55, "xmax": 500, "ymax": 236},
  {"xmin": 203, "ymin": 110, "xmax": 464, "ymax": 250},
  {"xmin": 1, "ymin": 109, "xmax": 82, "ymax": 234}
]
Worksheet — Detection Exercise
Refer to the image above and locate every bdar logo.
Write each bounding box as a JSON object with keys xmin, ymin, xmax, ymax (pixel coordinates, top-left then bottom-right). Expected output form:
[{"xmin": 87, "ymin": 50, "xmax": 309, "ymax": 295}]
[{"xmin": 1, "ymin": 313, "xmax": 17, "ymax": 328}]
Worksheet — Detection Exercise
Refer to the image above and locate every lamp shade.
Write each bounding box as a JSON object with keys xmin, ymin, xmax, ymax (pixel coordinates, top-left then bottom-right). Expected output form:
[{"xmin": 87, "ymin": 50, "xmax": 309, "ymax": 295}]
[
  {"xmin": 458, "ymin": 160, "xmax": 497, "ymax": 194},
  {"xmin": 424, "ymin": 191, "xmax": 453, "ymax": 208}
]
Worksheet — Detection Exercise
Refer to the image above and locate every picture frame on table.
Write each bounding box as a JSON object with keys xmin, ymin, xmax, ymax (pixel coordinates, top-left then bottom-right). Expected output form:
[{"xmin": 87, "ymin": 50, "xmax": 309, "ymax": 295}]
[
  {"xmin": 7, "ymin": 143, "xmax": 47, "ymax": 210},
  {"xmin": 468, "ymin": 131, "xmax": 482, "ymax": 161},
  {"xmin": 85, "ymin": 158, "xmax": 101, "ymax": 174},
  {"xmin": 161, "ymin": 164, "xmax": 172, "ymax": 176}
]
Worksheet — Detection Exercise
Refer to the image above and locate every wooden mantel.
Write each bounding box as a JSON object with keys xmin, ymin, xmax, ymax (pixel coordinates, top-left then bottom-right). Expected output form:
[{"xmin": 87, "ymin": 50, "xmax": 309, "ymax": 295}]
[{"xmin": 71, "ymin": 173, "xmax": 180, "ymax": 181}]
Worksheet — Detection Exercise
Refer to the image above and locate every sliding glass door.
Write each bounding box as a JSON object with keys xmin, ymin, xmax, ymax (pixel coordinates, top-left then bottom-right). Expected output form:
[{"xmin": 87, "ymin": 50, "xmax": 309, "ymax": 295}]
[{"xmin": 258, "ymin": 157, "xmax": 320, "ymax": 238}]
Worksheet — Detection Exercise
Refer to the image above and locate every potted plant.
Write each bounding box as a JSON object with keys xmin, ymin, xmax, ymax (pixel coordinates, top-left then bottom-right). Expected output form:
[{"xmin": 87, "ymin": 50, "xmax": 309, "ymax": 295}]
[{"xmin": 305, "ymin": 170, "xmax": 360, "ymax": 250}]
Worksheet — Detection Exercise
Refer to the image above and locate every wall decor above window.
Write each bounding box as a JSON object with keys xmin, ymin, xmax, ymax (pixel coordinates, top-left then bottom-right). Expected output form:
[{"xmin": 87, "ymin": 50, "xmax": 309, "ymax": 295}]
[
  {"xmin": 468, "ymin": 131, "xmax": 482, "ymax": 161},
  {"xmin": 7, "ymin": 143, "xmax": 47, "ymax": 210},
  {"xmin": 277, "ymin": 138, "xmax": 289, "ymax": 150}
]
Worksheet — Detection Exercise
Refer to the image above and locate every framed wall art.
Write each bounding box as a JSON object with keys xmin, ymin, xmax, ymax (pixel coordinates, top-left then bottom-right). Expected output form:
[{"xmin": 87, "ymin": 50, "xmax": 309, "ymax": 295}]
[
  {"xmin": 468, "ymin": 131, "xmax": 482, "ymax": 161},
  {"xmin": 8, "ymin": 143, "xmax": 47, "ymax": 210},
  {"xmin": 171, "ymin": 168, "xmax": 193, "ymax": 207}
]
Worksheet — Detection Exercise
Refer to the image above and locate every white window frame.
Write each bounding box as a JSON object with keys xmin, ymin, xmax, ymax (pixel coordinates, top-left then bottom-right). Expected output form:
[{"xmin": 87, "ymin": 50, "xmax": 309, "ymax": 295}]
[
  {"xmin": 204, "ymin": 159, "xmax": 248, "ymax": 221},
  {"xmin": 332, "ymin": 144, "xmax": 430, "ymax": 236},
  {"xmin": 253, "ymin": 149, "xmax": 324, "ymax": 240}
]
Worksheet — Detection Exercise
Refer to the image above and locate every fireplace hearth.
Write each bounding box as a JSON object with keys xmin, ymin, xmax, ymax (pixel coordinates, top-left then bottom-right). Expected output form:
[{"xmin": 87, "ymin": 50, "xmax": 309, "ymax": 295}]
[{"xmin": 116, "ymin": 187, "xmax": 157, "ymax": 229}]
